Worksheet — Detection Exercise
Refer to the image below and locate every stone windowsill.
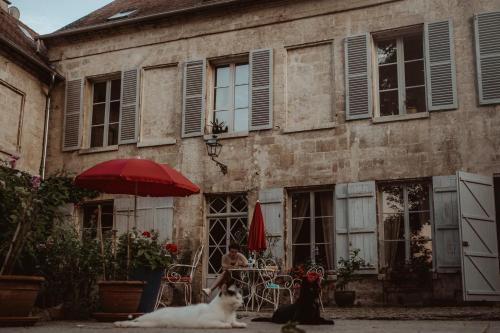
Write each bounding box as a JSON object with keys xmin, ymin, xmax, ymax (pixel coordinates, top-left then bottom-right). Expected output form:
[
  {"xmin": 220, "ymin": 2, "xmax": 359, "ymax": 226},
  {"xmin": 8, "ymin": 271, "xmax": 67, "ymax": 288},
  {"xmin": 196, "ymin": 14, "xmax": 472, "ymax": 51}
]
[
  {"xmin": 282, "ymin": 122, "xmax": 337, "ymax": 134},
  {"xmin": 203, "ymin": 131, "xmax": 249, "ymax": 141},
  {"xmin": 372, "ymin": 112, "xmax": 430, "ymax": 124},
  {"xmin": 79, "ymin": 145, "xmax": 119, "ymax": 155},
  {"xmin": 137, "ymin": 138, "xmax": 177, "ymax": 148}
]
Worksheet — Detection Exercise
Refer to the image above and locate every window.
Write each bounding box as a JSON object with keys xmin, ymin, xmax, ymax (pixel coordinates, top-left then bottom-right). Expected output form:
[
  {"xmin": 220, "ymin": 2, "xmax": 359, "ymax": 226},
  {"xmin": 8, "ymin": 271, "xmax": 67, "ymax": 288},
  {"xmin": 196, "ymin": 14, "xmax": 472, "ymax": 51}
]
[
  {"xmin": 82, "ymin": 201, "xmax": 114, "ymax": 240},
  {"xmin": 91, "ymin": 78, "xmax": 121, "ymax": 148},
  {"xmin": 379, "ymin": 181, "xmax": 432, "ymax": 270},
  {"xmin": 291, "ymin": 190, "xmax": 334, "ymax": 269},
  {"xmin": 375, "ymin": 31, "xmax": 426, "ymax": 116},
  {"xmin": 212, "ymin": 63, "xmax": 249, "ymax": 133},
  {"xmin": 206, "ymin": 194, "xmax": 248, "ymax": 274}
]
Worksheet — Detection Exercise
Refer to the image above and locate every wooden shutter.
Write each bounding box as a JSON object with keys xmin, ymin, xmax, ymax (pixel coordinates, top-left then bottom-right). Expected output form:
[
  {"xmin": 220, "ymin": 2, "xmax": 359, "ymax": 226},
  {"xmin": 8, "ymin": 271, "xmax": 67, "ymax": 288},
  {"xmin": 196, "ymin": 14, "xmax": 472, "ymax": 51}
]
[
  {"xmin": 457, "ymin": 171, "xmax": 500, "ymax": 301},
  {"xmin": 259, "ymin": 188, "xmax": 284, "ymax": 265},
  {"xmin": 182, "ymin": 60, "xmax": 205, "ymax": 137},
  {"xmin": 119, "ymin": 68, "xmax": 139, "ymax": 144},
  {"xmin": 335, "ymin": 181, "xmax": 377, "ymax": 273},
  {"xmin": 62, "ymin": 79, "xmax": 83, "ymax": 151},
  {"xmin": 250, "ymin": 49, "xmax": 273, "ymax": 130},
  {"xmin": 115, "ymin": 197, "xmax": 174, "ymax": 241},
  {"xmin": 424, "ymin": 20, "xmax": 458, "ymax": 110},
  {"xmin": 474, "ymin": 11, "xmax": 500, "ymax": 105},
  {"xmin": 344, "ymin": 34, "xmax": 372, "ymax": 120},
  {"xmin": 432, "ymin": 175, "xmax": 461, "ymax": 273}
]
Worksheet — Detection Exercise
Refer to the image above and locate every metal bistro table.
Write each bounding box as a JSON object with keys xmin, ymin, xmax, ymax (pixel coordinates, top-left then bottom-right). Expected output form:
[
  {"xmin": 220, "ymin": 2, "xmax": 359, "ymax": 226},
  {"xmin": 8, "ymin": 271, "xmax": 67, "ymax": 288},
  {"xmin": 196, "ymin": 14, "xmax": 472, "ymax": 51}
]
[{"xmin": 228, "ymin": 266, "xmax": 277, "ymax": 312}]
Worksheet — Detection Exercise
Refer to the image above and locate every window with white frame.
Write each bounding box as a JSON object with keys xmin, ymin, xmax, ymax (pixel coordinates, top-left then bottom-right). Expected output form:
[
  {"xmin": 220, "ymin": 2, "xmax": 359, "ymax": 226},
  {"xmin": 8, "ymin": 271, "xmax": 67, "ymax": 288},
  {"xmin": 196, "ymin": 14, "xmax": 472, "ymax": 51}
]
[
  {"xmin": 291, "ymin": 190, "xmax": 334, "ymax": 269},
  {"xmin": 212, "ymin": 63, "xmax": 249, "ymax": 133},
  {"xmin": 375, "ymin": 29, "xmax": 426, "ymax": 116},
  {"xmin": 379, "ymin": 181, "xmax": 432, "ymax": 271},
  {"xmin": 82, "ymin": 201, "xmax": 114, "ymax": 240},
  {"xmin": 90, "ymin": 78, "xmax": 121, "ymax": 147}
]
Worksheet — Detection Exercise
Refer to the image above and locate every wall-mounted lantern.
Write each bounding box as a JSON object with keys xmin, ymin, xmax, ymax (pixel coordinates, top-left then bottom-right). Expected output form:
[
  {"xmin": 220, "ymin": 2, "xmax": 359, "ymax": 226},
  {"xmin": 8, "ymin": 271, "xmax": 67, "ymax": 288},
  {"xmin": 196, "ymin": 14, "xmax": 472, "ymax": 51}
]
[{"xmin": 205, "ymin": 135, "xmax": 228, "ymax": 175}]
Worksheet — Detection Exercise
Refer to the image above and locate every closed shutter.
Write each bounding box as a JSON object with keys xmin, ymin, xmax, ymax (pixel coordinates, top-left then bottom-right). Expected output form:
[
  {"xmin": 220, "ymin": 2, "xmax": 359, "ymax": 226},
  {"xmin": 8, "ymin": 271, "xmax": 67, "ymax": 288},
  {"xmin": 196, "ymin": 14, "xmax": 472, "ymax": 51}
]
[
  {"xmin": 119, "ymin": 69, "xmax": 139, "ymax": 144},
  {"xmin": 335, "ymin": 181, "xmax": 378, "ymax": 273},
  {"xmin": 182, "ymin": 60, "xmax": 205, "ymax": 137},
  {"xmin": 114, "ymin": 197, "xmax": 174, "ymax": 241},
  {"xmin": 424, "ymin": 20, "xmax": 458, "ymax": 110},
  {"xmin": 432, "ymin": 175, "xmax": 460, "ymax": 273},
  {"xmin": 249, "ymin": 49, "xmax": 273, "ymax": 130},
  {"xmin": 344, "ymin": 34, "xmax": 372, "ymax": 120},
  {"xmin": 62, "ymin": 79, "xmax": 83, "ymax": 151},
  {"xmin": 259, "ymin": 188, "xmax": 284, "ymax": 266},
  {"xmin": 474, "ymin": 11, "xmax": 500, "ymax": 105}
]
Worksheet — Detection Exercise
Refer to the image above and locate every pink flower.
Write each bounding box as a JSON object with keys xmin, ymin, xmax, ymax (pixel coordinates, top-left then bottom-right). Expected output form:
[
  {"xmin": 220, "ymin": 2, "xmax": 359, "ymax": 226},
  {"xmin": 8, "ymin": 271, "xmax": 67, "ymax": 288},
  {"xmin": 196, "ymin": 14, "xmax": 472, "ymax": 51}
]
[
  {"xmin": 8, "ymin": 155, "xmax": 19, "ymax": 168},
  {"xmin": 31, "ymin": 176, "xmax": 41, "ymax": 189},
  {"xmin": 142, "ymin": 231, "xmax": 151, "ymax": 238}
]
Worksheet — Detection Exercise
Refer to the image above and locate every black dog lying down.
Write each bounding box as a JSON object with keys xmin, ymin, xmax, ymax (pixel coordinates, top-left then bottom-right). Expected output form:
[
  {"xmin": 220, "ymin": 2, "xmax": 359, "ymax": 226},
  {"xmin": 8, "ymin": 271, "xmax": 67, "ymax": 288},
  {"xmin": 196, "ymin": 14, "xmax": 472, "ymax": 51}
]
[{"xmin": 253, "ymin": 274, "xmax": 334, "ymax": 325}]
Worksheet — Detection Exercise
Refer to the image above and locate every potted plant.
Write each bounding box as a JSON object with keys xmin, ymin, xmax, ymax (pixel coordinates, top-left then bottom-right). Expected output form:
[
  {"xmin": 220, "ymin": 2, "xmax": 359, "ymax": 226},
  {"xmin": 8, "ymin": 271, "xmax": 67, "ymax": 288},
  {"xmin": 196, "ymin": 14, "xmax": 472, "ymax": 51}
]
[
  {"xmin": 210, "ymin": 119, "xmax": 228, "ymax": 134},
  {"xmin": 334, "ymin": 249, "xmax": 365, "ymax": 307}
]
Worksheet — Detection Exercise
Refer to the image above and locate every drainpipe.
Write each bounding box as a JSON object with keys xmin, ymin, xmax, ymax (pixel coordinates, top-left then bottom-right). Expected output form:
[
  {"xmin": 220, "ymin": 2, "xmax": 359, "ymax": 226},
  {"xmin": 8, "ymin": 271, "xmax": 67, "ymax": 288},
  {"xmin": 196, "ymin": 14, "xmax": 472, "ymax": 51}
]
[{"xmin": 40, "ymin": 72, "xmax": 56, "ymax": 179}]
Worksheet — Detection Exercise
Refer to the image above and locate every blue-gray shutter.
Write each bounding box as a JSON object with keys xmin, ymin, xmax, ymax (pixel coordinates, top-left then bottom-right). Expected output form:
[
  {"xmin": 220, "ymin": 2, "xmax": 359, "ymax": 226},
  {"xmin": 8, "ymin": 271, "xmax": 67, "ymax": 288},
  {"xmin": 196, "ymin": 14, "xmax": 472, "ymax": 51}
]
[
  {"xmin": 344, "ymin": 34, "xmax": 372, "ymax": 120},
  {"xmin": 182, "ymin": 60, "xmax": 206, "ymax": 137},
  {"xmin": 432, "ymin": 175, "xmax": 461, "ymax": 273},
  {"xmin": 424, "ymin": 20, "xmax": 458, "ymax": 110},
  {"xmin": 249, "ymin": 49, "xmax": 273, "ymax": 130},
  {"xmin": 474, "ymin": 11, "xmax": 500, "ymax": 105},
  {"xmin": 62, "ymin": 79, "xmax": 83, "ymax": 151},
  {"xmin": 335, "ymin": 181, "xmax": 377, "ymax": 273},
  {"xmin": 119, "ymin": 69, "xmax": 139, "ymax": 144},
  {"xmin": 258, "ymin": 188, "xmax": 284, "ymax": 266}
]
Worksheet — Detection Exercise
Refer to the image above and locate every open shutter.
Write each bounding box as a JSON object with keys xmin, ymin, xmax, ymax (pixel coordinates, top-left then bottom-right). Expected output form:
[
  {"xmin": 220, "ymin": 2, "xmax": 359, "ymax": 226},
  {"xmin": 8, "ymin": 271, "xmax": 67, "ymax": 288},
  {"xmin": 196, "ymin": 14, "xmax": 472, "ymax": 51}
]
[
  {"xmin": 433, "ymin": 175, "xmax": 461, "ymax": 273},
  {"xmin": 249, "ymin": 49, "xmax": 273, "ymax": 130},
  {"xmin": 62, "ymin": 79, "xmax": 83, "ymax": 151},
  {"xmin": 457, "ymin": 171, "xmax": 500, "ymax": 301},
  {"xmin": 182, "ymin": 60, "xmax": 205, "ymax": 137},
  {"xmin": 335, "ymin": 181, "xmax": 377, "ymax": 272},
  {"xmin": 119, "ymin": 68, "xmax": 139, "ymax": 144},
  {"xmin": 344, "ymin": 34, "xmax": 372, "ymax": 120},
  {"xmin": 114, "ymin": 197, "xmax": 174, "ymax": 241},
  {"xmin": 474, "ymin": 11, "xmax": 500, "ymax": 105},
  {"xmin": 259, "ymin": 188, "xmax": 284, "ymax": 266},
  {"xmin": 424, "ymin": 19, "xmax": 458, "ymax": 110}
]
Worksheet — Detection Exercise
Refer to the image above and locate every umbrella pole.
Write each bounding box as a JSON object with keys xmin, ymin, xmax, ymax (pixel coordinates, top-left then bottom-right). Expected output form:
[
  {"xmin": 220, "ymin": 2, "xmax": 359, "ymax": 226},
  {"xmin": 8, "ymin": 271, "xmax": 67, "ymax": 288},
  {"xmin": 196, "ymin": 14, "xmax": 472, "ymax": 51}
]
[
  {"xmin": 97, "ymin": 205, "xmax": 106, "ymax": 279},
  {"xmin": 126, "ymin": 206, "xmax": 131, "ymax": 280}
]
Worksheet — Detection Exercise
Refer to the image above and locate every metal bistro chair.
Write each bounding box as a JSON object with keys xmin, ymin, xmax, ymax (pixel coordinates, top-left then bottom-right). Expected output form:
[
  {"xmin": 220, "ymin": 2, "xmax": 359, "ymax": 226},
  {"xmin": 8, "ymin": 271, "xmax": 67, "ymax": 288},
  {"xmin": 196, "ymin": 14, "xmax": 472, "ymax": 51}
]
[
  {"xmin": 155, "ymin": 245, "xmax": 204, "ymax": 309},
  {"xmin": 257, "ymin": 259, "xmax": 298, "ymax": 311},
  {"xmin": 307, "ymin": 264, "xmax": 325, "ymax": 312}
]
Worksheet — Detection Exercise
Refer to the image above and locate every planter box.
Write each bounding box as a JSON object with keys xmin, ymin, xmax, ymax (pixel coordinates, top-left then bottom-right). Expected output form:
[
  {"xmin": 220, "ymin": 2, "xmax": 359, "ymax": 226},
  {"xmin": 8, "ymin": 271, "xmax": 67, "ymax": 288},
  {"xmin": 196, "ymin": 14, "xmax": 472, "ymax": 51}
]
[
  {"xmin": 98, "ymin": 281, "xmax": 145, "ymax": 313},
  {"xmin": 0, "ymin": 275, "xmax": 45, "ymax": 317}
]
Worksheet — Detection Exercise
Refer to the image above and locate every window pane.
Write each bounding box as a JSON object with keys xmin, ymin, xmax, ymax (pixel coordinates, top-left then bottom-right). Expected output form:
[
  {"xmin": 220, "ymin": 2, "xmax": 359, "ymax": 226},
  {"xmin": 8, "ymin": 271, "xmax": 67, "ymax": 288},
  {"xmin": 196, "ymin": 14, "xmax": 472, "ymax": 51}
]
[
  {"xmin": 383, "ymin": 213, "xmax": 404, "ymax": 240},
  {"xmin": 292, "ymin": 245, "xmax": 311, "ymax": 267},
  {"xmin": 235, "ymin": 64, "xmax": 249, "ymax": 85},
  {"xmin": 215, "ymin": 87, "xmax": 229, "ymax": 110},
  {"xmin": 381, "ymin": 184, "xmax": 404, "ymax": 213},
  {"xmin": 110, "ymin": 101, "xmax": 120, "ymax": 123},
  {"xmin": 379, "ymin": 64, "xmax": 398, "ymax": 90},
  {"xmin": 314, "ymin": 191, "xmax": 333, "ymax": 217},
  {"xmin": 405, "ymin": 61, "xmax": 425, "ymax": 87},
  {"xmin": 410, "ymin": 212, "xmax": 432, "ymax": 240},
  {"xmin": 292, "ymin": 193, "xmax": 310, "ymax": 218},
  {"xmin": 410, "ymin": 239, "xmax": 432, "ymax": 269},
  {"xmin": 214, "ymin": 110, "xmax": 230, "ymax": 130},
  {"xmin": 216, "ymin": 66, "xmax": 230, "ymax": 87},
  {"xmin": 384, "ymin": 240, "xmax": 406, "ymax": 269},
  {"xmin": 407, "ymin": 183, "xmax": 430, "ymax": 211},
  {"xmin": 93, "ymin": 82, "xmax": 106, "ymax": 103},
  {"xmin": 90, "ymin": 126, "xmax": 104, "ymax": 147},
  {"xmin": 108, "ymin": 123, "xmax": 119, "ymax": 146},
  {"xmin": 234, "ymin": 108, "xmax": 248, "ymax": 132},
  {"xmin": 377, "ymin": 39, "xmax": 397, "ymax": 64},
  {"xmin": 234, "ymin": 85, "xmax": 249, "ymax": 108},
  {"xmin": 380, "ymin": 90, "xmax": 399, "ymax": 116},
  {"xmin": 92, "ymin": 104, "xmax": 105, "ymax": 125},
  {"xmin": 111, "ymin": 79, "xmax": 121, "ymax": 100},
  {"xmin": 314, "ymin": 217, "xmax": 332, "ymax": 243},
  {"xmin": 406, "ymin": 87, "xmax": 426, "ymax": 114},
  {"xmin": 292, "ymin": 218, "xmax": 310, "ymax": 244},
  {"xmin": 315, "ymin": 243, "xmax": 333, "ymax": 269},
  {"xmin": 404, "ymin": 35, "xmax": 423, "ymax": 60}
]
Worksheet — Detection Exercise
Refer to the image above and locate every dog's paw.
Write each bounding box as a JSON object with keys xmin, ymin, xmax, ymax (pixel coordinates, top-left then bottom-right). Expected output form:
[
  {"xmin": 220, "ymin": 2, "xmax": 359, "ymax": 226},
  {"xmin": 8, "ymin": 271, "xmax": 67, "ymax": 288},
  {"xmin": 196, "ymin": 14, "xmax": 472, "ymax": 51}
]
[{"xmin": 232, "ymin": 321, "xmax": 247, "ymax": 328}]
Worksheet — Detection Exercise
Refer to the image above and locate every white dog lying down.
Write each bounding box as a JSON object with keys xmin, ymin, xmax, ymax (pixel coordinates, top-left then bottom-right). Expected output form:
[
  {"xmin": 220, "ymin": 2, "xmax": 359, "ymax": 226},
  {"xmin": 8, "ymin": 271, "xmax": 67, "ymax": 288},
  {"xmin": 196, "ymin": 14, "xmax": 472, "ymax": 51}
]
[{"xmin": 114, "ymin": 285, "xmax": 247, "ymax": 329}]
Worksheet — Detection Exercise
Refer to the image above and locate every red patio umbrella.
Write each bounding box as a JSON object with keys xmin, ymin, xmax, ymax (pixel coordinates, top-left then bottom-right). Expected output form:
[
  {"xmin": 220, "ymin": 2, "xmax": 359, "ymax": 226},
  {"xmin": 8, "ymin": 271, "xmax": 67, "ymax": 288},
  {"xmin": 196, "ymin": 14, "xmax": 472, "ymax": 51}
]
[{"xmin": 247, "ymin": 201, "xmax": 267, "ymax": 253}]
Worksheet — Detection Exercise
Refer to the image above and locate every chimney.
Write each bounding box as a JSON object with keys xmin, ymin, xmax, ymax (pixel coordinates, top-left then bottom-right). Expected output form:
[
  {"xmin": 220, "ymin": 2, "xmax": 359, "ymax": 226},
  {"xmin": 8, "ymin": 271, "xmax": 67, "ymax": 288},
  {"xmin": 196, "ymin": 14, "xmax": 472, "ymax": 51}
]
[{"xmin": 0, "ymin": 0, "xmax": 11, "ymax": 12}]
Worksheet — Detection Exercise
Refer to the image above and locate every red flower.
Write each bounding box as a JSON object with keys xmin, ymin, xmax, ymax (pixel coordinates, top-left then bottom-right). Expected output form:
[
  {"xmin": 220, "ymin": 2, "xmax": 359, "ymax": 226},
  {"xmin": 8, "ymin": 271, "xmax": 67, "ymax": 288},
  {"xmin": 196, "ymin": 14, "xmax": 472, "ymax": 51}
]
[
  {"xmin": 306, "ymin": 271, "xmax": 320, "ymax": 282},
  {"xmin": 165, "ymin": 243, "xmax": 178, "ymax": 253},
  {"xmin": 142, "ymin": 231, "xmax": 151, "ymax": 238}
]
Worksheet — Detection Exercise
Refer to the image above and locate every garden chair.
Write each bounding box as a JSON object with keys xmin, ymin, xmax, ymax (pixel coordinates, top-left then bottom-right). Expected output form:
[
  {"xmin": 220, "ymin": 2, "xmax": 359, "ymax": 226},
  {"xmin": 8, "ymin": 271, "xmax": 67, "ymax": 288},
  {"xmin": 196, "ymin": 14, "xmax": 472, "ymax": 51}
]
[
  {"xmin": 307, "ymin": 264, "xmax": 325, "ymax": 311},
  {"xmin": 155, "ymin": 245, "xmax": 204, "ymax": 309},
  {"xmin": 257, "ymin": 259, "xmax": 298, "ymax": 310}
]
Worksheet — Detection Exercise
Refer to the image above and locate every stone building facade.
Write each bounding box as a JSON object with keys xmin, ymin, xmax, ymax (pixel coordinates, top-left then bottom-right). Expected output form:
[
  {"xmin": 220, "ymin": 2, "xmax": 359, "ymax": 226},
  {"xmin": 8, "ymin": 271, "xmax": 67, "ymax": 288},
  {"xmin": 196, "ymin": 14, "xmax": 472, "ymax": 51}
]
[{"xmin": 39, "ymin": 0, "xmax": 500, "ymax": 305}]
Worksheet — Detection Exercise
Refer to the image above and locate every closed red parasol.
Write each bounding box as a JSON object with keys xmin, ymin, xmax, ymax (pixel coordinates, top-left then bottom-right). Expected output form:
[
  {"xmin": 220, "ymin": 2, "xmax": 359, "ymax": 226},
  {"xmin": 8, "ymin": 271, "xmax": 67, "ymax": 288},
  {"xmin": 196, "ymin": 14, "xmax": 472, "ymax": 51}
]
[{"xmin": 247, "ymin": 201, "xmax": 267, "ymax": 252}]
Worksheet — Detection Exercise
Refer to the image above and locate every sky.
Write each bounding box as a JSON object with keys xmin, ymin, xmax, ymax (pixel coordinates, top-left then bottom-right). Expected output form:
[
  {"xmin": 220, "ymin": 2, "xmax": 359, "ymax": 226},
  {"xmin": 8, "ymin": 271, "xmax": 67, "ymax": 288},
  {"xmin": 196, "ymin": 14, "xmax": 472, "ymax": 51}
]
[{"xmin": 9, "ymin": 0, "xmax": 114, "ymax": 35}]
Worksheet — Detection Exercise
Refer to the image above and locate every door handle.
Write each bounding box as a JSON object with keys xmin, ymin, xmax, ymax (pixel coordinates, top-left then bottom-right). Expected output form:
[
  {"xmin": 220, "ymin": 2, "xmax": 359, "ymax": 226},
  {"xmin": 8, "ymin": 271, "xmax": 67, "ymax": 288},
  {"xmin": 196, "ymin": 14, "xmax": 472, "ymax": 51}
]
[{"xmin": 462, "ymin": 241, "xmax": 469, "ymax": 247}]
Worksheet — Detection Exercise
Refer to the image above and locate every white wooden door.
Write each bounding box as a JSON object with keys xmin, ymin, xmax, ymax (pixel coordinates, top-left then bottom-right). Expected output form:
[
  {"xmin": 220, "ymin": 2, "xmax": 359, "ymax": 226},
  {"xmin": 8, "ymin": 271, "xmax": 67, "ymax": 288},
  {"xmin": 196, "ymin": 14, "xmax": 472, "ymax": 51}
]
[{"xmin": 457, "ymin": 171, "xmax": 500, "ymax": 301}]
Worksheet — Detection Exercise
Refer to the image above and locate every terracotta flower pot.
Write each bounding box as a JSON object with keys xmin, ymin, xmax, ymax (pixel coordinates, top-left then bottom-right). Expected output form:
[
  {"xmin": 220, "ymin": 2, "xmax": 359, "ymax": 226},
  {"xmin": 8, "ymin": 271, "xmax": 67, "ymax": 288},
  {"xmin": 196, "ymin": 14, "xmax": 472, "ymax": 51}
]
[
  {"xmin": 98, "ymin": 281, "xmax": 146, "ymax": 313},
  {"xmin": 0, "ymin": 275, "xmax": 45, "ymax": 317},
  {"xmin": 334, "ymin": 290, "xmax": 356, "ymax": 307}
]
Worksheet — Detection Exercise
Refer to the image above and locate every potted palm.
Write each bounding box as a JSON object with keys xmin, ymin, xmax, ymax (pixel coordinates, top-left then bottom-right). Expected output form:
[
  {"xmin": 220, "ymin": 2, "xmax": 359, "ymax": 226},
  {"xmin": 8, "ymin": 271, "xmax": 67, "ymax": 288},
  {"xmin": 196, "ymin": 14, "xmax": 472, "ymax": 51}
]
[{"xmin": 334, "ymin": 249, "xmax": 365, "ymax": 307}]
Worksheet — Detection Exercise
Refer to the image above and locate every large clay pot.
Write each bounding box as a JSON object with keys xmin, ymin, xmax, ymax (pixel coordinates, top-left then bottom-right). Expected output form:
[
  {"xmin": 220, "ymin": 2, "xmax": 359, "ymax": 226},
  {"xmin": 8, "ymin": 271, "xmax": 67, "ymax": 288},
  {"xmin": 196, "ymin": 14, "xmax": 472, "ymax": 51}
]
[
  {"xmin": 0, "ymin": 275, "xmax": 45, "ymax": 317},
  {"xmin": 98, "ymin": 281, "xmax": 145, "ymax": 313},
  {"xmin": 334, "ymin": 290, "xmax": 356, "ymax": 307}
]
